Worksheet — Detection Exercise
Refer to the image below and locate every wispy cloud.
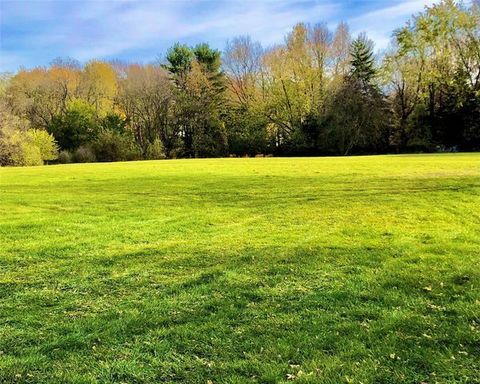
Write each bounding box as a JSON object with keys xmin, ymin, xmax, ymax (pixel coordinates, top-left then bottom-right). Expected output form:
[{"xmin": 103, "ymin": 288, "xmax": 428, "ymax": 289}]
[
  {"xmin": 0, "ymin": 0, "xmax": 441, "ymax": 72},
  {"xmin": 348, "ymin": 0, "xmax": 437, "ymax": 50}
]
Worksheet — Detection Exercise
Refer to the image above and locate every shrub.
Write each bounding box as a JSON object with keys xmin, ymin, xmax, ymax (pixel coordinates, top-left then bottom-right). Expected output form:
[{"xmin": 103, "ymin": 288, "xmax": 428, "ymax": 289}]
[
  {"xmin": 145, "ymin": 139, "xmax": 166, "ymax": 160},
  {"xmin": 0, "ymin": 128, "xmax": 22, "ymax": 166},
  {"xmin": 15, "ymin": 141, "xmax": 43, "ymax": 166},
  {"xmin": 1, "ymin": 132, "xmax": 43, "ymax": 166},
  {"xmin": 26, "ymin": 129, "xmax": 59, "ymax": 162},
  {"xmin": 167, "ymin": 138, "xmax": 184, "ymax": 159},
  {"xmin": 93, "ymin": 130, "xmax": 141, "ymax": 162},
  {"xmin": 73, "ymin": 146, "xmax": 96, "ymax": 163},
  {"xmin": 0, "ymin": 102, "xmax": 28, "ymax": 166},
  {"xmin": 1, "ymin": 103, "xmax": 56, "ymax": 166},
  {"xmin": 58, "ymin": 150, "xmax": 73, "ymax": 164}
]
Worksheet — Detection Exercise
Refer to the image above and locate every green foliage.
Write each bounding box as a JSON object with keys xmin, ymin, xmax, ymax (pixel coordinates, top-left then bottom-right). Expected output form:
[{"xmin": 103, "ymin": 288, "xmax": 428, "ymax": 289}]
[
  {"xmin": 322, "ymin": 34, "xmax": 389, "ymax": 155},
  {"xmin": 73, "ymin": 145, "xmax": 96, "ymax": 163},
  {"xmin": 192, "ymin": 116, "xmax": 228, "ymax": 158},
  {"xmin": 350, "ymin": 34, "xmax": 376, "ymax": 86},
  {"xmin": 166, "ymin": 42, "xmax": 227, "ymax": 158},
  {"xmin": 193, "ymin": 43, "xmax": 222, "ymax": 73},
  {"xmin": 93, "ymin": 114, "xmax": 140, "ymax": 162},
  {"xmin": 93, "ymin": 129, "xmax": 141, "ymax": 162},
  {"xmin": 57, "ymin": 150, "xmax": 73, "ymax": 164},
  {"xmin": 100, "ymin": 113, "xmax": 128, "ymax": 134},
  {"xmin": 48, "ymin": 99, "xmax": 97, "ymax": 151},
  {"xmin": 145, "ymin": 138, "xmax": 166, "ymax": 160},
  {"xmin": 328, "ymin": 80, "xmax": 389, "ymax": 155},
  {"xmin": 388, "ymin": 0, "xmax": 480, "ymax": 151},
  {"xmin": 1, "ymin": 128, "xmax": 43, "ymax": 167},
  {"xmin": 225, "ymin": 107, "xmax": 270, "ymax": 156},
  {"xmin": 1, "ymin": 155, "xmax": 479, "ymax": 381},
  {"xmin": 0, "ymin": 103, "xmax": 28, "ymax": 166},
  {"xmin": 165, "ymin": 43, "xmax": 194, "ymax": 77}
]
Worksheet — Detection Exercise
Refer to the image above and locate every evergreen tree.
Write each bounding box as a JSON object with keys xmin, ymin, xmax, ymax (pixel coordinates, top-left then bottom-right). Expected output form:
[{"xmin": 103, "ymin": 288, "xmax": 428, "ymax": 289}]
[
  {"xmin": 325, "ymin": 34, "xmax": 389, "ymax": 155},
  {"xmin": 349, "ymin": 34, "xmax": 376, "ymax": 87},
  {"xmin": 165, "ymin": 43, "xmax": 194, "ymax": 90},
  {"xmin": 165, "ymin": 43, "xmax": 227, "ymax": 157}
]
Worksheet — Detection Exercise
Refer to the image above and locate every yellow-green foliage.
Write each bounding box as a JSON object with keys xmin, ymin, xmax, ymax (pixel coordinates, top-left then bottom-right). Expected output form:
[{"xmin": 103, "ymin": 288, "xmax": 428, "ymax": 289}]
[
  {"xmin": 1, "ymin": 129, "xmax": 58, "ymax": 166},
  {"xmin": 0, "ymin": 154, "xmax": 479, "ymax": 382},
  {"xmin": 26, "ymin": 129, "xmax": 59, "ymax": 162},
  {"xmin": 1, "ymin": 102, "xmax": 59, "ymax": 166},
  {"xmin": 13, "ymin": 135, "xmax": 42, "ymax": 166}
]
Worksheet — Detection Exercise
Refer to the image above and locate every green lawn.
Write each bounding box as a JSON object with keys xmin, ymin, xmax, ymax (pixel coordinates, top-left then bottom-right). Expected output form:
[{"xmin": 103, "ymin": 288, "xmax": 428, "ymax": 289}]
[{"xmin": 1, "ymin": 154, "xmax": 479, "ymax": 383}]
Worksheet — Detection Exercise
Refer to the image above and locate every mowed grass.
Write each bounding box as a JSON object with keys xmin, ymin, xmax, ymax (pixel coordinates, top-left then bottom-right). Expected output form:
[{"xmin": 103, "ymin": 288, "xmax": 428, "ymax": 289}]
[{"xmin": 0, "ymin": 154, "xmax": 479, "ymax": 384}]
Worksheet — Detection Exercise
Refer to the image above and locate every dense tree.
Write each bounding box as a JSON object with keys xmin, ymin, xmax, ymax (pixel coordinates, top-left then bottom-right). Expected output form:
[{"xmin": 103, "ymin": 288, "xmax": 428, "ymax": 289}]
[
  {"xmin": 389, "ymin": 0, "xmax": 480, "ymax": 151},
  {"xmin": 79, "ymin": 61, "xmax": 117, "ymax": 116},
  {"xmin": 7, "ymin": 68, "xmax": 61, "ymax": 129},
  {"xmin": 48, "ymin": 99, "xmax": 97, "ymax": 150},
  {"xmin": 117, "ymin": 64, "xmax": 174, "ymax": 155},
  {"xmin": 328, "ymin": 35, "xmax": 389, "ymax": 154},
  {"xmin": 262, "ymin": 22, "xmax": 336, "ymax": 151},
  {"xmin": 167, "ymin": 43, "xmax": 227, "ymax": 157}
]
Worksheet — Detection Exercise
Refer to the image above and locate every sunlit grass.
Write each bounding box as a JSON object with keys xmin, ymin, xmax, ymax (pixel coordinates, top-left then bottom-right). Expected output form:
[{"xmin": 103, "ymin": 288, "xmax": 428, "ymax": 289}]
[{"xmin": 1, "ymin": 154, "xmax": 479, "ymax": 383}]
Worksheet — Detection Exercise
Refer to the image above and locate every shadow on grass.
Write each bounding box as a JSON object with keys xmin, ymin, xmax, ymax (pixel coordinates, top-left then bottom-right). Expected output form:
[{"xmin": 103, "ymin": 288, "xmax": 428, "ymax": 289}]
[{"xmin": 1, "ymin": 244, "xmax": 479, "ymax": 383}]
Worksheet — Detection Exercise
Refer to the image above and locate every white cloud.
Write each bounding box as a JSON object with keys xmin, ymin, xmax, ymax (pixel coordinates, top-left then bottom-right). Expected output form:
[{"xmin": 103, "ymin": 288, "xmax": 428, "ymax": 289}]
[
  {"xmin": 0, "ymin": 0, "xmax": 445, "ymax": 70},
  {"xmin": 70, "ymin": 0, "xmax": 339, "ymax": 60},
  {"xmin": 348, "ymin": 0, "xmax": 439, "ymax": 50}
]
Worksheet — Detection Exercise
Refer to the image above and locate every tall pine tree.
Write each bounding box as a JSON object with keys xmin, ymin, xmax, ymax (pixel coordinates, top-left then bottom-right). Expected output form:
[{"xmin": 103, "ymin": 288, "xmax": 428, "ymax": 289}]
[
  {"xmin": 349, "ymin": 34, "xmax": 376, "ymax": 87},
  {"xmin": 327, "ymin": 34, "xmax": 389, "ymax": 154},
  {"xmin": 165, "ymin": 43, "xmax": 227, "ymax": 157}
]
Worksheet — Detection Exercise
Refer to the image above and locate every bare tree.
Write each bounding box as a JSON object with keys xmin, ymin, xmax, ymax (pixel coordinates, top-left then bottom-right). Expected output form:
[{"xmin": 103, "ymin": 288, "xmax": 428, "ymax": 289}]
[
  {"xmin": 223, "ymin": 36, "xmax": 264, "ymax": 107},
  {"xmin": 331, "ymin": 22, "xmax": 351, "ymax": 80},
  {"xmin": 117, "ymin": 64, "xmax": 174, "ymax": 154}
]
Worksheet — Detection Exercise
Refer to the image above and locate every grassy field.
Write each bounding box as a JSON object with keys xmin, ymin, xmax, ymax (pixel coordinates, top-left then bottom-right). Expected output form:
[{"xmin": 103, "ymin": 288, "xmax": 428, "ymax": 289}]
[{"xmin": 0, "ymin": 154, "xmax": 479, "ymax": 383}]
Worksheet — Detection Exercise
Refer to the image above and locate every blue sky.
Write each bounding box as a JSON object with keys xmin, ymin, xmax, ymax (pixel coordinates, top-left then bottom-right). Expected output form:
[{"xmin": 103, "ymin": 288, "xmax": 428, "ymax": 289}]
[{"xmin": 0, "ymin": 0, "xmax": 437, "ymax": 72}]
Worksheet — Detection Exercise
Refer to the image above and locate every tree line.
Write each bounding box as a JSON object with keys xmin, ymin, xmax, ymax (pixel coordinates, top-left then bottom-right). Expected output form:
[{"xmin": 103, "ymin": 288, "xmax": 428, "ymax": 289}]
[{"xmin": 0, "ymin": 0, "xmax": 479, "ymax": 166}]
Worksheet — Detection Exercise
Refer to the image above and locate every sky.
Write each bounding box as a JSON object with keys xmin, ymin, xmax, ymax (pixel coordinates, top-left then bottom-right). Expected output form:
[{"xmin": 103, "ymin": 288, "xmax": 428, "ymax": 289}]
[{"xmin": 0, "ymin": 0, "xmax": 438, "ymax": 72}]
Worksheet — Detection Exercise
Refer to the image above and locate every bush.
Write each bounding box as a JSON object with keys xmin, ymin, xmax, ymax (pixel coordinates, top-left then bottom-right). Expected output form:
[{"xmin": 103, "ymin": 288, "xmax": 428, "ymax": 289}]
[
  {"xmin": 0, "ymin": 102, "xmax": 28, "ymax": 166},
  {"xmin": 1, "ymin": 103, "xmax": 58, "ymax": 166},
  {"xmin": 73, "ymin": 146, "xmax": 96, "ymax": 163},
  {"xmin": 145, "ymin": 138, "xmax": 166, "ymax": 160},
  {"xmin": 0, "ymin": 129, "xmax": 22, "ymax": 166},
  {"xmin": 48, "ymin": 99, "xmax": 97, "ymax": 151},
  {"xmin": 93, "ymin": 130, "xmax": 141, "ymax": 162},
  {"xmin": 26, "ymin": 129, "xmax": 59, "ymax": 162},
  {"xmin": 16, "ymin": 141, "xmax": 43, "ymax": 166},
  {"xmin": 58, "ymin": 150, "xmax": 73, "ymax": 164},
  {"xmin": 1, "ymin": 134, "xmax": 43, "ymax": 166}
]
